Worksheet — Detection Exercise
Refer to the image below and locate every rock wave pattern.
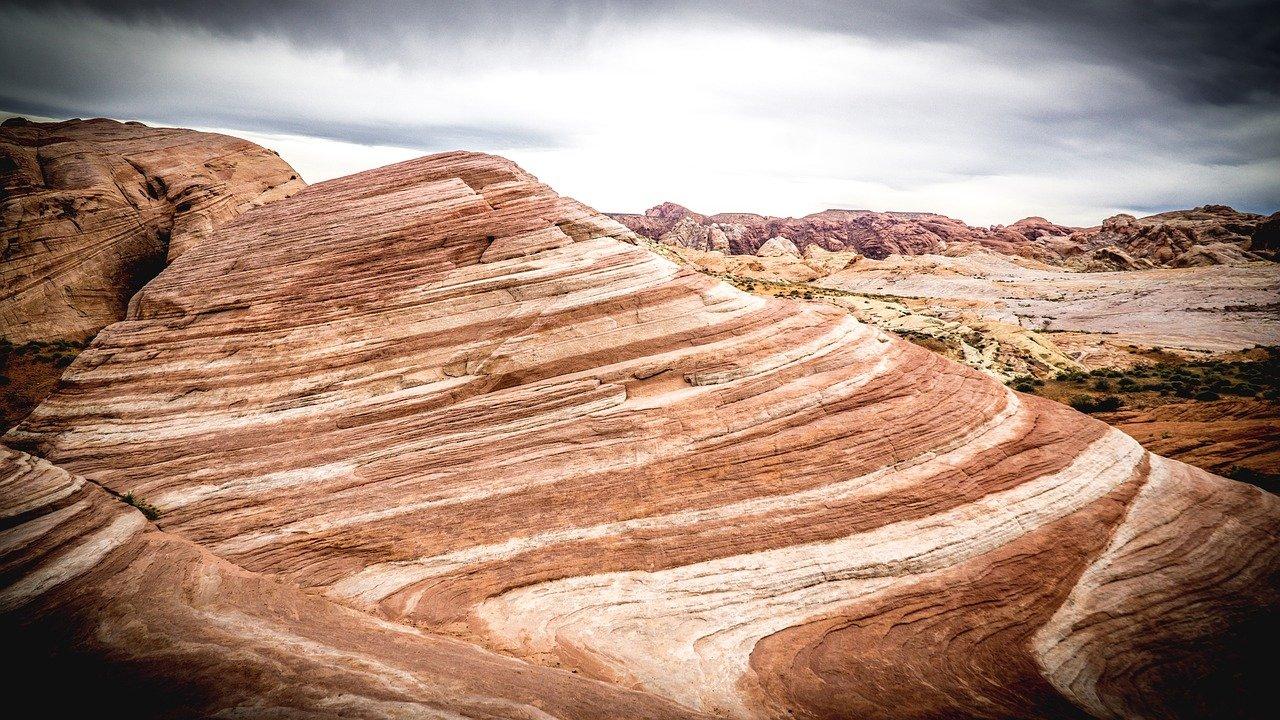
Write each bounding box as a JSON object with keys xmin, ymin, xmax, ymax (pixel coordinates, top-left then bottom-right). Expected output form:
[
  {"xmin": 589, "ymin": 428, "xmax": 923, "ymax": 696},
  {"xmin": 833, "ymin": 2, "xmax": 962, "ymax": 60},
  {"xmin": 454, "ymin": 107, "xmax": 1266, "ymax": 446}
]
[
  {"xmin": 4, "ymin": 152, "xmax": 1277, "ymax": 719},
  {"xmin": 0, "ymin": 117, "xmax": 304, "ymax": 343}
]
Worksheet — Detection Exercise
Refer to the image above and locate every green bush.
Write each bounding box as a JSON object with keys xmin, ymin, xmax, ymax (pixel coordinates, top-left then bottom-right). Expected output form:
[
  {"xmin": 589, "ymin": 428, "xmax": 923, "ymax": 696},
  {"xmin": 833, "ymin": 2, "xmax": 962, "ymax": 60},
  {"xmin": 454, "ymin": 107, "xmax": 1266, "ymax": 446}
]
[
  {"xmin": 1094, "ymin": 395, "xmax": 1123, "ymax": 411},
  {"xmin": 121, "ymin": 492, "xmax": 161, "ymax": 520},
  {"xmin": 1226, "ymin": 466, "xmax": 1280, "ymax": 494},
  {"xmin": 1068, "ymin": 394, "xmax": 1123, "ymax": 413},
  {"xmin": 1092, "ymin": 378, "xmax": 1112, "ymax": 391},
  {"xmin": 1194, "ymin": 389, "xmax": 1221, "ymax": 401},
  {"xmin": 1068, "ymin": 395, "xmax": 1096, "ymax": 412}
]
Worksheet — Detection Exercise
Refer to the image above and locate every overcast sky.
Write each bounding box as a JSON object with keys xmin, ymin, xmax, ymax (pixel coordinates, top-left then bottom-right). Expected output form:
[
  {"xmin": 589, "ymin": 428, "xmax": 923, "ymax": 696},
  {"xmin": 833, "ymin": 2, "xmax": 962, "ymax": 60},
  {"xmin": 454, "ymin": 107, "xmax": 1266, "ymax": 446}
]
[{"xmin": 1, "ymin": 0, "xmax": 1277, "ymax": 225}]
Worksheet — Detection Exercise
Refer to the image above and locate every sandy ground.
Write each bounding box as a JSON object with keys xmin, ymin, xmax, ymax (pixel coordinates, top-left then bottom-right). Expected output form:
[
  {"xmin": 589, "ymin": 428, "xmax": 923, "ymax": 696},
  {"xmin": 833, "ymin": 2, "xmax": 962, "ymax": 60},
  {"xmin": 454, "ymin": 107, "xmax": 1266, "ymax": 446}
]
[{"xmin": 817, "ymin": 255, "xmax": 1280, "ymax": 352}]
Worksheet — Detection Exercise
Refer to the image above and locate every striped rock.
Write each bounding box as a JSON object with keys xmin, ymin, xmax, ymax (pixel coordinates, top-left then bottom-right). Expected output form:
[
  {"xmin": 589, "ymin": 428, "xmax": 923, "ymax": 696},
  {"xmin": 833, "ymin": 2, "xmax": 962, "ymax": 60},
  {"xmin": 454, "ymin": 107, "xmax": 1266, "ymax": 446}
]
[
  {"xmin": 4, "ymin": 151, "xmax": 1277, "ymax": 718},
  {"xmin": 0, "ymin": 117, "xmax": 304, "ymax": 343},
  {"xmin": 0, "ymin": 445, "xmax": 708, "ymax": 718}
]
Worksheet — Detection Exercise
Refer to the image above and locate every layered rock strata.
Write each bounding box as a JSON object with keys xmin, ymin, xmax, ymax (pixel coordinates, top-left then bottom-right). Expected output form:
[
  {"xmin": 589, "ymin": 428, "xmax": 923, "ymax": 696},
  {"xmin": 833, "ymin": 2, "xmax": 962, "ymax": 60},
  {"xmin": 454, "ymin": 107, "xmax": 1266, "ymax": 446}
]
[
  {"xmin": 0, "ymin": 445, "xmax": 710, "ymax": 718},
  {"xmin": 612, "ymin": 202, "xmax": 1278, "ymax": 268},
  {"xmin": 4, "ymin": 152, "xmax": 1277, "ymax": 719},
  {"xmin": 0, "ymin": 117, "xmax": 304, "ymax": 343},
  {"xmin": 611, "ymin": 202, "xmax": 1077, "ymax": 260},
  {"xmin": 1069, "ymin": 205, "xmax": 1277, "ymax": 266}
]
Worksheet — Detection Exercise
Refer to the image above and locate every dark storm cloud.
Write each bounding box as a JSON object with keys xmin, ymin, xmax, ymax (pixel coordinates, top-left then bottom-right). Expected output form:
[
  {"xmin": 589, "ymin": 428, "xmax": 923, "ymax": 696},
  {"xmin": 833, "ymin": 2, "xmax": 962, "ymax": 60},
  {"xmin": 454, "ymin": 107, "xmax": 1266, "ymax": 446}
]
[
  {"xmin": 0, "ymin": 93, "xmax": 560, "ymax": 152},
  {"xmin": 36, "ymin": 0, "xmax": 1280, "ymax": 106},
  {"xmin": 0, "ymin": 0, "xmax": 1275, "ymax": 221},
  {"xmin": 0, "ymin": 0, "xmax": 566, "ymax": 151}
]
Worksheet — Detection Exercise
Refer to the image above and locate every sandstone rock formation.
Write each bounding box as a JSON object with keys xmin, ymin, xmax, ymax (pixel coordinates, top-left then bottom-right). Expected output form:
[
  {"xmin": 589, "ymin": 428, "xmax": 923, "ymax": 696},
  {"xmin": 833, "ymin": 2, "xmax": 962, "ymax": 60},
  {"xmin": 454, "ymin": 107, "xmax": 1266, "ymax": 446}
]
[
  {"xmin": 613, "ymin": 202, "xmax": 1279, "ymax": 269},
  {"xmin": 4, "ymin": 152, "xmax": 1277, "ymax": 719},
  {"xmin": 756, "ymin": 235, "xmax": 800, "ymax": 257},
  {"xmin": 612, "ymin": 202, "xmax": 1078, "ymax": 261},
  {"xmin": 0, "ymin": 117, "xmax": 304, "ymax": 344},
  {"xmin": 1066, "ymin": 205, "xmax": 1275, "ymax": 267},
  {"xmin": 0, "ymin": 445, "xmax": 708, "ymax": 719}
]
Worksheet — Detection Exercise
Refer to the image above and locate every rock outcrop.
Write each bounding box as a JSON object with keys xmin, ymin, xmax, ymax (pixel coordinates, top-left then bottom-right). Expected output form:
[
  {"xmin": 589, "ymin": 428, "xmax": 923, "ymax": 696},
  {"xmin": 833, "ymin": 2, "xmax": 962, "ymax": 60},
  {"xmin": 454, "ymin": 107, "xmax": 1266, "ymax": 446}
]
[
  {"xmin": 613, "ymin": 203, "xmax": 1279, "ymax": 269},
  {"xmin": 0, "ymin": 445, "xmax": 708, "ymax": 719},
  {"xmin": 1067, "ymin": 205, "xmax": 1275, "ymax": 267},
  {"xmin": 4, "ymin": 152, "xmax": 1277, "ymax": 719},
  {"xmin": 0, "ymin": 117, "xmax": 305, "ymax": 344},
  {"xmin": 755, "ymin": 235, "xmax": 800, "ymax": 257},
  {"xmin": 612, "ymin": 203, "xmax": 1078, "ymax": 261}
]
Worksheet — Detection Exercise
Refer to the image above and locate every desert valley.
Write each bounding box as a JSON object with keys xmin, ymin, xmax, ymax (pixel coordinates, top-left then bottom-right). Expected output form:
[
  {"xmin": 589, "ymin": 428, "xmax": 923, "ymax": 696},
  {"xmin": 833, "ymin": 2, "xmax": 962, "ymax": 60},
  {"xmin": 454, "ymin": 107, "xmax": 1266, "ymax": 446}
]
[
  {"xmin": 2, "ymin": 1, "xmax": 1278, "ymax": 717},
  {"xmin": 1, "ymin": 116, "xmax": 1277, "ymax": 719},
  {"xmin": 613, "ymin": 202, "xmax": 1280, "ymax": 487}
]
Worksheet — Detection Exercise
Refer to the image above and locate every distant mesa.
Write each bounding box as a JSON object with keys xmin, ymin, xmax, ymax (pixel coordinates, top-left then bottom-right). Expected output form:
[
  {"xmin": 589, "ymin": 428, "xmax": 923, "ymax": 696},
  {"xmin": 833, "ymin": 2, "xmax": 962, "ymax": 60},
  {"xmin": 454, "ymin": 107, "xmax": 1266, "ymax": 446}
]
[{"xmin": 611, "ymin": 202, "xmax": 1278, "ymax": 269}]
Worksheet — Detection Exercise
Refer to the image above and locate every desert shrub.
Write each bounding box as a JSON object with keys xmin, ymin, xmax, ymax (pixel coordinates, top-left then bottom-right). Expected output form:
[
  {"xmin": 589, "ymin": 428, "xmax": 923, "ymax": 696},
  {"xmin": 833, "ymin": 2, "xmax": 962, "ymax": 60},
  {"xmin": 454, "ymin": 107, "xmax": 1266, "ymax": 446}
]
[
  {"xmin": 1093, "ymin": 395, "xmax": 1124, "ymax": 411},
  {"xmin": 1092, "ymin": 378, "xmax": 1112, "ymax": 391},
  {"xmin": 1068, "ymin": 395, "xmax": 1123, "ymax": 413},
  {"xmin": 1014, "ymin": 382, "xmax": 1035, "ymax": 393},
  {"xmin": 1227, "ymin": 466, "xmax": 1280, "ymax": 494},
  {"xmin": 1068, "ymin": 395, "xmax": 1097, "ymax": 412},
  {"xmin": 1194, "ymin": 389, "xmax": 1220, "ymax": 401},
  {"xmin": 121, "ymin": 492, "xmax": 161, "ymax": 520}
]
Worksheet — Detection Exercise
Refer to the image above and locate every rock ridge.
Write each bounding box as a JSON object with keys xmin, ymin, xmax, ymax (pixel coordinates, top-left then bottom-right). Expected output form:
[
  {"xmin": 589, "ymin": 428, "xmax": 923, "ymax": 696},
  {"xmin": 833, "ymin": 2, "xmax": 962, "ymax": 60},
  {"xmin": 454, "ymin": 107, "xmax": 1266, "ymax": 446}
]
[{"xmin": 3, "ymin": 151, "xmax": 1276, "ymax": 719}]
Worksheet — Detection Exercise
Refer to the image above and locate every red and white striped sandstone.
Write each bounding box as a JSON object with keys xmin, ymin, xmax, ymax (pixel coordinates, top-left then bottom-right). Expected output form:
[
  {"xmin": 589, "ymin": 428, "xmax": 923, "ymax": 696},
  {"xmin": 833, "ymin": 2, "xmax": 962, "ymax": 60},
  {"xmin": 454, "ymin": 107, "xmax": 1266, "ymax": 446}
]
[
  {"xmin": 0, "ymin": 117, "xmax": 304, "ymax": 343},
  {"xmin": 3, "ymin": 151, "xmax": 1276, "ymax": 718}
]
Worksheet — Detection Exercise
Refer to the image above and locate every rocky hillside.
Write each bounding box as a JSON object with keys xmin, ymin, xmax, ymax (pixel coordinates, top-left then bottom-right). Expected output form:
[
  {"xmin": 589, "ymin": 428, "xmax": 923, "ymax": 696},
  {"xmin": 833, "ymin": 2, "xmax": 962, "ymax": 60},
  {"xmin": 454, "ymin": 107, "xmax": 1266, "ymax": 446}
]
[
  {"xmin": 3, "ymin": 151, "xmax": 1276, "ymax": 719},
  {"xmin": 612, "ymin": 202, "xmax": 1278, "ymax": 269},
  {"xmin": 611, "ymin": 202, "xmax": 1076, "ymax": 261},
  {"xmin": 1066, "ymin": 204, "xmax": 1278, "ymax": 267},
  {"xmin": 0, "ymin": 117, "xmax": 305, "ymax": 344}
]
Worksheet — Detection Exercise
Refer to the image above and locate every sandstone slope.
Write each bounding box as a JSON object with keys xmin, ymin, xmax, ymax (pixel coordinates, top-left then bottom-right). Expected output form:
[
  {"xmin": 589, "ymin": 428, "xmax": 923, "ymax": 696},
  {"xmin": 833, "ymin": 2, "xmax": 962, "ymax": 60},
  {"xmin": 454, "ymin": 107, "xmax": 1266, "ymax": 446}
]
[
  {"xmin": 5, "ymin": 152, "xmax": 1278, "ymax": 719},
  {"xmin": 0, "ymin": 445, "xmax": 710, "ymax": 719},
  {"xmin": 0, "ymin": 117, "xmax": 305, "ymax": 344},
  {"xmin": 817, "ymin": 253, "xmax": 1280, "ymax": 353}
]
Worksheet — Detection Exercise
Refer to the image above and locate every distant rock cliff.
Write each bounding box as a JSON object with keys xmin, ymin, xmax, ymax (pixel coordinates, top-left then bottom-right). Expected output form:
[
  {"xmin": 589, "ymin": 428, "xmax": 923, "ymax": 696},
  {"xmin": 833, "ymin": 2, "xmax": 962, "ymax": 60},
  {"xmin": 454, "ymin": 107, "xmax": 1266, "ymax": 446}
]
[
  {"xmin": 612, "ymin": 202, "xmax": 1277, "ymax": 269},
  {"xmin": 1067, "ymin": 205, "xmax": 1277, "ymax": 267},
  {"xmin": 611, "ymin": 202, "xmax": 1078, "ymax": 261}
]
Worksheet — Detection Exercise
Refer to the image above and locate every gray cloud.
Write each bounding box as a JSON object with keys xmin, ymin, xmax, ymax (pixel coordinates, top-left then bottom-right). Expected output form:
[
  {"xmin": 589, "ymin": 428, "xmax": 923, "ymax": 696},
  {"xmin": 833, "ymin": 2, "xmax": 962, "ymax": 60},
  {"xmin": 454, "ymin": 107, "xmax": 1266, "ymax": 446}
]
[
  {"xmin": 0, "ymin": 0, "xmax": 1276, "ymax": 223},
  {"xmin": 39, "ymin": 0, "xmax": 1280, "ymax": 106}
]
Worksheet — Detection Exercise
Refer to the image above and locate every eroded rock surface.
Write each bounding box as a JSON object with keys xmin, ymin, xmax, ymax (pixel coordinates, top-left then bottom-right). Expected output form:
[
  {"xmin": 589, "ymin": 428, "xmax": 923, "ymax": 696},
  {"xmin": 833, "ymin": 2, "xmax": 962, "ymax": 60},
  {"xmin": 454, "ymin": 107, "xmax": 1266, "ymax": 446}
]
[
  {"xmin": 4, "ymin": 152, "xmax": 1277, "ymax": 719},
  {"xmin": 818, "ymin": 253, "xmax": 1280, "ymax": 352},
  {"xmin": 0, "ymin": 445, "xmax": 710, "ymax": 719},
  {"xmin": 613, "ymin": 202, "xmax": 1278, "ymax": 269},
  {"xmin": 0, "ymin": 117, "xmax": 304, "ymax": 344},
  {"xmin": 612, "ymin": 202, "xmax": 1079, "ymax": 261},
  {"xmin": 1069, "ymin": 205, "xmax": 1275, "ymax": 267}
]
